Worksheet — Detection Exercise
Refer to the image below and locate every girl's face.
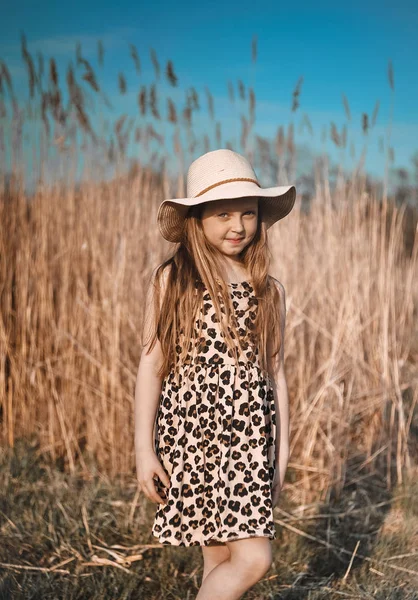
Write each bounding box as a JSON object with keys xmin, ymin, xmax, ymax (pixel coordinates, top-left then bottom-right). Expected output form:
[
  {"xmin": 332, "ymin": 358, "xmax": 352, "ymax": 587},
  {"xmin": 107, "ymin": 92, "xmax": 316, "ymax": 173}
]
[{"xmin": 200, "ymin": 197, "xmax": 259, "ymax": 258}]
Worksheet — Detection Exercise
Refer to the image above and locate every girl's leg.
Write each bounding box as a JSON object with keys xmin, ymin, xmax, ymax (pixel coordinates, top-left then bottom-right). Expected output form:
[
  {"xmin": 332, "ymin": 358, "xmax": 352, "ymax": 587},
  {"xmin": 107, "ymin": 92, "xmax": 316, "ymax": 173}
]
[
  {"xmin": 196, "ymin": 537, "xmax": 273, "ymax": 600},
  {"xmin": 201, "ymin": 541, "xmax": 231, "ymax": 582}
]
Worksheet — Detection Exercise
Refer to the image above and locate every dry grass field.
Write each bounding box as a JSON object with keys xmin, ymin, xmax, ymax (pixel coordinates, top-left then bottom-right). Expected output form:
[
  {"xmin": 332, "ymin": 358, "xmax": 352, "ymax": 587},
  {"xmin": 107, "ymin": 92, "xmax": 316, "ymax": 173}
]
[{"xmin": 1, "ymin": 37, "xmax": 418, "ymax": 598}]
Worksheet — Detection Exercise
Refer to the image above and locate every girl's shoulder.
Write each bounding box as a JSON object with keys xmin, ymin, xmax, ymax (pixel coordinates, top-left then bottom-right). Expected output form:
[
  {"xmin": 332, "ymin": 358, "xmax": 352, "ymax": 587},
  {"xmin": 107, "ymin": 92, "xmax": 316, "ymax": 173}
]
[
  {"xmin": 268, "ymin": 275, "xmax": 285, "ymax": 297},
  {"xmin": 145, "ymin": 263, "xmax": 173, "ymax": 310},
  {"xmin": 150, "ymin": 262, "xmax": 173, "ymax": 287},
  {"xmin": 268, "ymin": 276, "xmax": 287, "ymax": 322}
]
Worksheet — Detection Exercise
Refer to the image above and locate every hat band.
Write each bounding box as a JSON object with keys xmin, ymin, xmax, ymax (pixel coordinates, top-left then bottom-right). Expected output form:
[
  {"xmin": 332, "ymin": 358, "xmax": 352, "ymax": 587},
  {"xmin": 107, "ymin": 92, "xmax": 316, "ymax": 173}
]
[{"xmin": 194, "ymin": 177, "xmax": 260, "ymax": 198}]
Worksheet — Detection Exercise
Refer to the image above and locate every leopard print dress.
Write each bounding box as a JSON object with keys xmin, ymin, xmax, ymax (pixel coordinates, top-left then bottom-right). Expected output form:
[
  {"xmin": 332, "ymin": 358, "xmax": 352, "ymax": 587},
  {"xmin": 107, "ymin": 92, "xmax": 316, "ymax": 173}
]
[{"xmin": 151, "ymin": 279, "xmax": 277, "ymax": 546}]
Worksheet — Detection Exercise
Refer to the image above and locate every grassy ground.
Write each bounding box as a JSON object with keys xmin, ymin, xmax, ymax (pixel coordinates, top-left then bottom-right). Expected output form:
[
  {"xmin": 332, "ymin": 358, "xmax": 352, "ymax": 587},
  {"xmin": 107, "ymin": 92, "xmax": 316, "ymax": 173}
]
[{"xmin": 1, "ymin": 439, "xmax": 417, "ymax": 599}]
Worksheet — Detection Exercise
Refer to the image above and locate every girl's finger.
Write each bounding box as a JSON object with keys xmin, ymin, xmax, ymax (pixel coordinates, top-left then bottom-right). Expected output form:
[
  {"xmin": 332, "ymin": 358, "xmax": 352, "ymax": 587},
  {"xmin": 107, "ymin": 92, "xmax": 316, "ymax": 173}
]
[
  {"xmin": 149, "ymin": 478, "xmax": 168, "ymax": 505},
  {"xmin": 152, "ymin": 486, "xmax": 168, "ymax": 505},
  {"xmin": 142, "ymin": 480, "xmax": 166, "ymax": 505},
  {"xmin": 157, "ymin": 466, "xmax": 171, "ymax": 489}
]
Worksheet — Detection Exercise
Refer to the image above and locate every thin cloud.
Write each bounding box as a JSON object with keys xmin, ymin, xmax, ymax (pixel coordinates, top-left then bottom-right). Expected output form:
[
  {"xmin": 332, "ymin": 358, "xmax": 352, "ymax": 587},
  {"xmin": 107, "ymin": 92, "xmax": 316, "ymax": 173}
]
[{"xmin": 2, "ymin": 27, "xmax": 140, "ymax": 59}]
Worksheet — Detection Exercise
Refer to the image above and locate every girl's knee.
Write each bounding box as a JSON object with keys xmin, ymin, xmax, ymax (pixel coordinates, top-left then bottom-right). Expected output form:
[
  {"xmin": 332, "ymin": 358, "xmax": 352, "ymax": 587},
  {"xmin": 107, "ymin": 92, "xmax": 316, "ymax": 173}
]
[
  {"xmin": 250, "ymin": 551, "xmax": 273, "ymax": 579},
  {"xmin": 227, "ymin": 537, "xmax": 273, "ymax": 578},
  {"xmin": 202, "ymin": 543, "xmax": 230, "ymax": 566}
]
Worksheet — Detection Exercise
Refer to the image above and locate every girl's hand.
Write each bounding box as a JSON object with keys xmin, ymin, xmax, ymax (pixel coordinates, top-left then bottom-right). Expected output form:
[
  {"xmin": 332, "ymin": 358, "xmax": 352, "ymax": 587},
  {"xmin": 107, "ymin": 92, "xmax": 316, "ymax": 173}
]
[{"xmin": 136, "ymin": 449, "xmax": 171, "ymax": 505}]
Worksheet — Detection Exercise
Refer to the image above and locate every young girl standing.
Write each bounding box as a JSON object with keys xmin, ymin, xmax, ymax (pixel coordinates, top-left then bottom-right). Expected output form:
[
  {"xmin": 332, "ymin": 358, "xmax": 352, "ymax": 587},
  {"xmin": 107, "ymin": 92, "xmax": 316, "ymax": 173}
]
[{"xmin": 135, "ymin": 148, "xmax": 296, "ymax": 599}]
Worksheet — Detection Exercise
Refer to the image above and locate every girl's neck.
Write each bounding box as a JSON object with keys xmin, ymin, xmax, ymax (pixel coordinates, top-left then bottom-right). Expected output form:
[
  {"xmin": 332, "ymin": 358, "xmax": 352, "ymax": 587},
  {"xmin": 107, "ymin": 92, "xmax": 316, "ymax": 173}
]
[{"xmin": 221, "ymin": 264, "xmax": 250, "ymax": 284}]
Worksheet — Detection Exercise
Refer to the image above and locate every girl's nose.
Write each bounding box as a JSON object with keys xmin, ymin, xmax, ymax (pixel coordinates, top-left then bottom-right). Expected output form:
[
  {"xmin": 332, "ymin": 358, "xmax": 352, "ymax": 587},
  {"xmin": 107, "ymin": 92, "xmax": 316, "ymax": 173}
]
[{"xmin": 231, "ymin": 219, "xmax": 245, "ymax": 232}]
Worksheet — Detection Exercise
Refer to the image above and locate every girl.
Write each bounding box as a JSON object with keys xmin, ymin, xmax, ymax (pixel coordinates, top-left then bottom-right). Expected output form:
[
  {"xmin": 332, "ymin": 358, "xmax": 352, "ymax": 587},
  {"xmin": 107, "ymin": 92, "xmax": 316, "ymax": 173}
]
[{"xmin": 135, "ymin": 148, "xmax": 296, "ymax": 600}]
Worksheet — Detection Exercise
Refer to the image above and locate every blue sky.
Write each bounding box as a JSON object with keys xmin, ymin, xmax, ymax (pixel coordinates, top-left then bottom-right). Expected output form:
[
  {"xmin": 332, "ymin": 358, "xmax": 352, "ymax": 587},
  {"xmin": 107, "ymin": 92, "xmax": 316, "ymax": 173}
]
[{"xmin": 1, "ymin": 0, "xmax": 417, "ymax": 191}]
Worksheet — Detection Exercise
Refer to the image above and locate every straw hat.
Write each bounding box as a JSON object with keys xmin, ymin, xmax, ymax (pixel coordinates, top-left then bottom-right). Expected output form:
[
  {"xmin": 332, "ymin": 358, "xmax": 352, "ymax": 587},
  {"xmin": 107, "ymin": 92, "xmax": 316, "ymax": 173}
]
[{"xmin": 157, "ymin": 149, "xmax": 296, "ymax": 243}]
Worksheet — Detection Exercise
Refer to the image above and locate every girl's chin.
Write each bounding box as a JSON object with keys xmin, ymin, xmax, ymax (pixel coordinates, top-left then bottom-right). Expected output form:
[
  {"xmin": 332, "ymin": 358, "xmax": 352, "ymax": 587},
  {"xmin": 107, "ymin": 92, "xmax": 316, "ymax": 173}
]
[{"xmin": 222, "ymin": 242, "xmax": 242, "ymax": 249}]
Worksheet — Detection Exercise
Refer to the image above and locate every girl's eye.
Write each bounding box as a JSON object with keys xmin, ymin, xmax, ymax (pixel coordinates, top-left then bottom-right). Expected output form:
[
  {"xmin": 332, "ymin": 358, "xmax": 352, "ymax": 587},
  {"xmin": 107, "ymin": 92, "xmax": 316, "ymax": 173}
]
[{"xmin": 218, "ymin": 211, "xmax": 255, "ymax": 217}]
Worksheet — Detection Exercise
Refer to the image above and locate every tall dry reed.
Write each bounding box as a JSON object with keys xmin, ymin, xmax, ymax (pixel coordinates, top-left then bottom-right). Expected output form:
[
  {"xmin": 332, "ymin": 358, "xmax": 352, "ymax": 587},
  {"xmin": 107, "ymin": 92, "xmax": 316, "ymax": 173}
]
[{"xmin": 1, "ymin": 163, "xmax": 417, "ymax": 507}]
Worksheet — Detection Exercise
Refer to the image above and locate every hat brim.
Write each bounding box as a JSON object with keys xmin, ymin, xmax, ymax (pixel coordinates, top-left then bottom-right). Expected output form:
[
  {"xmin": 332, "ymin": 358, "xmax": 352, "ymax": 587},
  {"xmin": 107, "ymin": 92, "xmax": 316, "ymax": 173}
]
[{"xmin": 157, "ymin": 180, "xmax": 296, "ymax": 243}]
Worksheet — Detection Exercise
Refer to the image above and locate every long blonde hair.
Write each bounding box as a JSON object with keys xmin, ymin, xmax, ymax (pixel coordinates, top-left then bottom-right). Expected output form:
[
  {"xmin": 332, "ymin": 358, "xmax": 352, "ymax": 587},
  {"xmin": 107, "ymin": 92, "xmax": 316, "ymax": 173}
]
[{"xmin": 142, "ymin": 200, "xmax": 284, "ymax": 383}]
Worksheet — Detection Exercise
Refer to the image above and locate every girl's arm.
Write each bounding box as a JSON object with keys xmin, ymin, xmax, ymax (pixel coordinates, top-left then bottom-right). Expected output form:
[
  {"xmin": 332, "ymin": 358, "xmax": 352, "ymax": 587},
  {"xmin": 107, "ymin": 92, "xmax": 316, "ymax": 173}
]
[
  {"xmin": 134, "ymin": 268, "xmax": 164, "ymax": 452},
  {"xmin": 267, "ymin": 278, "xmax": 290, "ymax": 501},
  {"xmin": 271, "ymin": 359, "xmax": 290, "ymax": 489},
  {"xmin": 134, "ymin": 345, "xmax": 164, "ymax": 453},
  {"xmin": 134, "ymin": 267, "xmax": 171, "ymax": 504}
]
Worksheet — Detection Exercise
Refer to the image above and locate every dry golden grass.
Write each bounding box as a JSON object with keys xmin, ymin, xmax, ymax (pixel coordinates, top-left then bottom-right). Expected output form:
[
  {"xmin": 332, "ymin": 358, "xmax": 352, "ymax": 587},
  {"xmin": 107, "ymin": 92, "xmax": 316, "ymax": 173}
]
[{"xmin": 1, "ymin": 158, "xmax": 417, "ymax": 507}]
